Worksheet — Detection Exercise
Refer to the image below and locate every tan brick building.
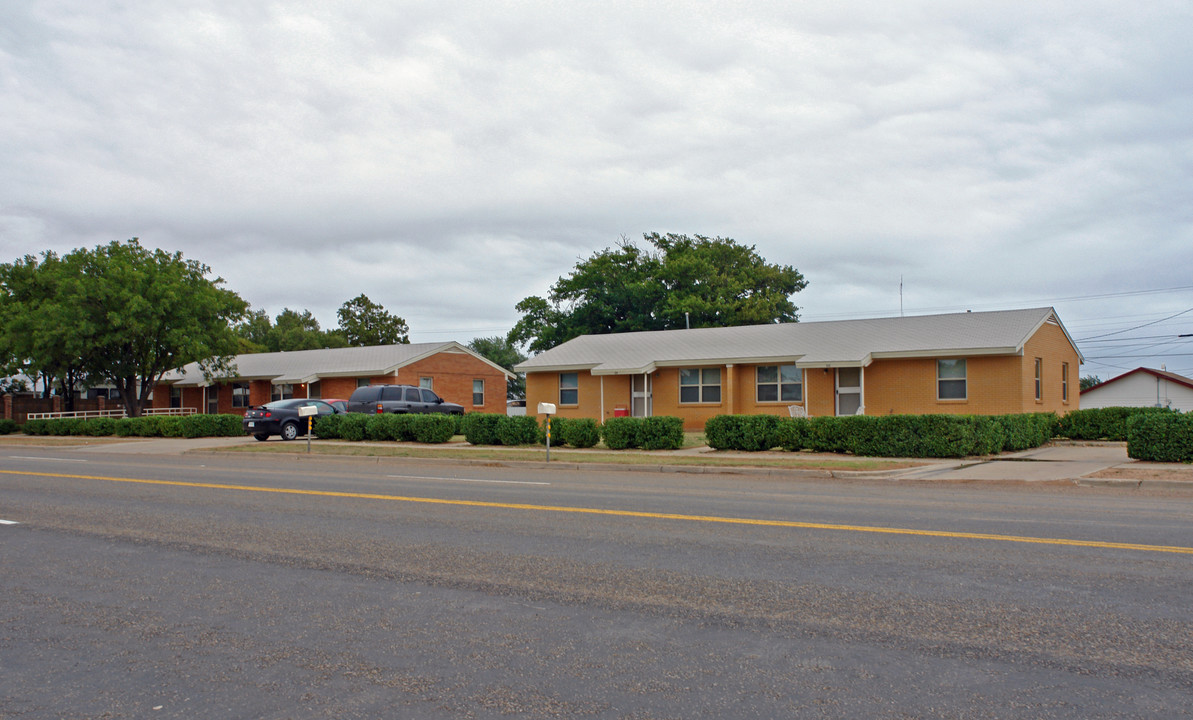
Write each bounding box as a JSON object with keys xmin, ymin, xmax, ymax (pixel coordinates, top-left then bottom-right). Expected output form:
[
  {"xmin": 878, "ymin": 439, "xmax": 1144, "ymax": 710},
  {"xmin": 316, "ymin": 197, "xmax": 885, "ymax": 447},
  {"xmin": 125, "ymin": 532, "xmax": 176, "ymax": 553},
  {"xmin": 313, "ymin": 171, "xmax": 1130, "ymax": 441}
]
[
  {"xmin": 516, "ymin": 308, "xmax": 1083, "ymax": 430},
  {"xmin": 155, "ymin": 342, "xmax": 512, "ymax": 415}
]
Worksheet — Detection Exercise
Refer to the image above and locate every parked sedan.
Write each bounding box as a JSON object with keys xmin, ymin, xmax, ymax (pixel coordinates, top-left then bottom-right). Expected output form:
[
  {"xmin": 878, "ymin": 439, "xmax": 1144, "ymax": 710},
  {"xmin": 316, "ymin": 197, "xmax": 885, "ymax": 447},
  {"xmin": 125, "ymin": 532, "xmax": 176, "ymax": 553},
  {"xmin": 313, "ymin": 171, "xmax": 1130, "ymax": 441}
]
[{"xmin": 242, "ymin": 398, "xmax": 343, "ymax": 441}]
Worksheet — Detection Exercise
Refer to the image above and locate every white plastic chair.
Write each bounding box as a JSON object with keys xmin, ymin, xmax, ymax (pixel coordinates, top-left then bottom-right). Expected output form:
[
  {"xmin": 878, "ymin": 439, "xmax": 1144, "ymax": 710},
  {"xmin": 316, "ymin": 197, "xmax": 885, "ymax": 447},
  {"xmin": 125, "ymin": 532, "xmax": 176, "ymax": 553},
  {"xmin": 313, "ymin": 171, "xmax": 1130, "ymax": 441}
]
[{"xmin": 787, "ymin": 405, "xmax": 807, "ymax": 418}]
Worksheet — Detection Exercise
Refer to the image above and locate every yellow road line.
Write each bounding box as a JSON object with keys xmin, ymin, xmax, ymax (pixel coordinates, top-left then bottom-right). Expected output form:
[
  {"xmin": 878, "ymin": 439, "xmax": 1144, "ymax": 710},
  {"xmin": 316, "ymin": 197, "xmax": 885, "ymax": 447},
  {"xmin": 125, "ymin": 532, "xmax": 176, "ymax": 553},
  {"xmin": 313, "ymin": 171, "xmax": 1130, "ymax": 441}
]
[{"xmin": 5, "ymin": 468, "xmax": 1192, "ymax": 555}]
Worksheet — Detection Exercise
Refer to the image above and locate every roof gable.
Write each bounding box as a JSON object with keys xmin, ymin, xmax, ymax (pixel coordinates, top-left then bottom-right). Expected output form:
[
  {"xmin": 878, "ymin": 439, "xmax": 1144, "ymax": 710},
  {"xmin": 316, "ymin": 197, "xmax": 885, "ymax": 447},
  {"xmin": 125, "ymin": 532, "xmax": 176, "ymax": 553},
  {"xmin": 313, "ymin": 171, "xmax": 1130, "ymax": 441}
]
[{"xmin": 1082, "ymin": 367, "xmax": 1193, "ymax": 395}]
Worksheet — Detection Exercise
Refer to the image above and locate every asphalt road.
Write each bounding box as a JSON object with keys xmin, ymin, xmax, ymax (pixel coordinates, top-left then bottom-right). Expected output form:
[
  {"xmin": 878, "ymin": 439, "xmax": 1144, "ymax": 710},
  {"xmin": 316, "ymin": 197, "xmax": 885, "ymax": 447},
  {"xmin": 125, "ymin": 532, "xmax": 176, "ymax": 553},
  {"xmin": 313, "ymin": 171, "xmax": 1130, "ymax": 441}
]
[{"xmin": 2, "ymin": 449, "xmax": 1191, "ymax": 719}]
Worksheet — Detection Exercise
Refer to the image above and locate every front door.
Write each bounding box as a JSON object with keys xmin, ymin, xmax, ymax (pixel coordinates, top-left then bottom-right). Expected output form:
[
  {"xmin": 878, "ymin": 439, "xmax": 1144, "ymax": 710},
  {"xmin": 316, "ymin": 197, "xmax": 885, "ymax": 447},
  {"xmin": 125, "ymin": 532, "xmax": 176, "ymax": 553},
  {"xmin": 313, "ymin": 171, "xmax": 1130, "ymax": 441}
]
[
  {"xmin": 631, "ymin": 374, "xmax": 652, "ymax": 417},
  {"xmin": 836, "ymin": 368, "xmax": 863, "ymax": 416}
]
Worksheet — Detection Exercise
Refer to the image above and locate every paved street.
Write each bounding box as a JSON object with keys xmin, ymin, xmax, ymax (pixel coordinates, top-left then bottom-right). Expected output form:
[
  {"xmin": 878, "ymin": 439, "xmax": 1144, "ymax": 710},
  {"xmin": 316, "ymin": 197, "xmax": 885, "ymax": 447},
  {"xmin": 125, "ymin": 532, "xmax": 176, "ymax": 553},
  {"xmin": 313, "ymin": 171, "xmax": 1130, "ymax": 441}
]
[{"xmin": 2, "ymin": 447, "xmax": 1191, "ymax": 718}]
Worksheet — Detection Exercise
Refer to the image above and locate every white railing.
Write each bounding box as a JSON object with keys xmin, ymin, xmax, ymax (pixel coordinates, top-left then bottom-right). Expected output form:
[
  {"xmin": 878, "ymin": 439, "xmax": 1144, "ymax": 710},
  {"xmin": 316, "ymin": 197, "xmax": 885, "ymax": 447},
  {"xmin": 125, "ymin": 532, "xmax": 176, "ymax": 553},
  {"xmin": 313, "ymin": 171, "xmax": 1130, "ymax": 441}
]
[{"xmin": 24, "ymin": 407, "xmax": 198, "ymax": 420}]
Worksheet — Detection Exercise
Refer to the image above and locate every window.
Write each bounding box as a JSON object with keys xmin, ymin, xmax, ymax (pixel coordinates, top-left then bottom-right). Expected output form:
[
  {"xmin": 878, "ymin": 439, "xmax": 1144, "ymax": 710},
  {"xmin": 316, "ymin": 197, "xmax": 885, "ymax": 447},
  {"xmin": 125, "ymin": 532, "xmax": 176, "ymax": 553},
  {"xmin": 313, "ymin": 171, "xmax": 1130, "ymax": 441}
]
[
  {"xmin": 559, "ymin": 372, "xmax": 579, "ymax": 405},
  {"xmin": 937, "ymin": 359, "xmax": 967, "ymax": 400},
  {"xmin": 756, "ymin": 365, "xmax": 802, "ymax": 402},
  {"xmin": 420, "ymin": 388, "xmax": 440, "ymax": 404},
  {"xmin": 308, "ymin": 381, "xmax": 320, "ymax": 399},
  {"xmin": 473, "ymin": 379, "xmax": 484, "ymax": 406},
  {"xmin": 232, "ymin": 383, "xmax": 251, "ymax": 408},
  {"xmin": 272, "ymin": 383, "xmax": 294, "ymax": 402},
  {"xmin": 680, "ymin": 368, "xmax": 721, "ymax": 404},
  {"xmin": 356, "ymin": 378, "xmax": 371, "ymax": 388},
  {"xmin": 169, "ymin": 386, "xmax": 182, "ymax": 409},
  {"xmin": 420, "ymin": 377, "xmax": 433, "ymax": 389},
  {"xmin": 1062, "ymin": 362, "xmax": 1069, "ymax": 402},
  {"xmin": 1034, "ymin": 358, "xmax": 1042, "ymax": 401}
]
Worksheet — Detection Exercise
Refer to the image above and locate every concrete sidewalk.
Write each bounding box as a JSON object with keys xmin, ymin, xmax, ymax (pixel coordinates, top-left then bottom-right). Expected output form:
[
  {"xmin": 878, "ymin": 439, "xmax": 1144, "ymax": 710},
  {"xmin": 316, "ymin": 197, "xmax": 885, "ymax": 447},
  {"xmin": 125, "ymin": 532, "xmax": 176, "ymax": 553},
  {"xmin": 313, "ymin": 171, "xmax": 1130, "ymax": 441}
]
[{"xmin": 50, "ymin": 436, "xmax": 1192, "ymax": 487}]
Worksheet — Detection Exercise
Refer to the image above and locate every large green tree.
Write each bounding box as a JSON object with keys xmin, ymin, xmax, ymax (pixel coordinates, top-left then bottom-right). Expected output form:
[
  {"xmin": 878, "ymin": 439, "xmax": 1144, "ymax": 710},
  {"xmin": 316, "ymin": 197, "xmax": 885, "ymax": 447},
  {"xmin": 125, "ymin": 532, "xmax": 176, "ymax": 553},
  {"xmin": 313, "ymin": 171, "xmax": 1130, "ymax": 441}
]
[
  {"xmin": 0, "ymin": 239, "xmax": 248, "ymax": 417},
  {"xmin": 509, "ymin": 233, "xmax": 807, "ymax": 353},
  {"xmin": 336, "ymin": 294, "xmax": 409, "ymax": 346},
  {"xmin": 467, "ymin": 336, "xmax": 527, "ymax": 399},
  {"xmin": 0, "ymin": 251, "xmax": 90, "ymax": 407}
]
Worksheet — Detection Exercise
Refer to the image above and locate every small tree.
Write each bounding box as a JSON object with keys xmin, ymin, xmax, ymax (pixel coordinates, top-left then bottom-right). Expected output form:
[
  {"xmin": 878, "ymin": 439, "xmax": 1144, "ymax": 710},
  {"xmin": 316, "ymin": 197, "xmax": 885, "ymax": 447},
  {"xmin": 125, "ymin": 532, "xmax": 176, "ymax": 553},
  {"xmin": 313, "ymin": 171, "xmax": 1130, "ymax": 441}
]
[
  {"xmin": 467, "ymin": 336, "xmax": 527, "ymax": 399},
  {"xmin": 1080, "ymin": 375, "xmax": 1102, "ymax": 391}
]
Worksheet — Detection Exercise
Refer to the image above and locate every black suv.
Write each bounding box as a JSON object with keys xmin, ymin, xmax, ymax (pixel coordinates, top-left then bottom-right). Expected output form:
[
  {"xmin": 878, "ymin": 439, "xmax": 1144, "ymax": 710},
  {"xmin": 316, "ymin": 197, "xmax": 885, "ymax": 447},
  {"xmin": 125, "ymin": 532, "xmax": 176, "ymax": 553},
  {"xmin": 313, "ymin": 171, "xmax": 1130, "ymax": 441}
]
[{"xmin": 347, "ymin": 384, "xmax": 465, "ymax": 415}]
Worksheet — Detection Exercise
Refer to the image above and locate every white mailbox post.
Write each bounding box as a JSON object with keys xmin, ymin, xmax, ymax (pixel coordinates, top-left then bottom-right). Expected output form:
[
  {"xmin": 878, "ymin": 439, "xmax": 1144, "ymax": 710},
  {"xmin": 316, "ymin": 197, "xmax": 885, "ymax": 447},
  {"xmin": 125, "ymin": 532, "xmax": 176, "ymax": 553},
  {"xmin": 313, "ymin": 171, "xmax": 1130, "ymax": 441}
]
[
  {"xmin": 538, "ymin": 402, "xmax": 557, "ymax": 461},
  {"xmin": 298, "ymin": 404, "xmax": 319, "ymax": 453}
]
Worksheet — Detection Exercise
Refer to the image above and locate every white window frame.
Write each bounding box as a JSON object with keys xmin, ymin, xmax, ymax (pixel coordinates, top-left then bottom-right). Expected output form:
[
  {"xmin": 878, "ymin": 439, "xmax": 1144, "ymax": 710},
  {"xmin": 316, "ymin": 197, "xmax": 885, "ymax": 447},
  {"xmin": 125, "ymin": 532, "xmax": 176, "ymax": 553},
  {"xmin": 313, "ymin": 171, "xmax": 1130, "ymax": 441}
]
[
  {"xmin": 1035, "ymin": 358, "xmax": 1042, "ymax": 401},
  {"xmin": 937, "ymin": 359, "xmax": 967, "ymax": 400},
  {"xmin": 272, "ymin": 383, "xmax": 294, "ymax": 402},
  {"xmin": 679, "ymin": 367, "xmax": 722, "ymax": 404},
  {"xmin": 1062, "ymin": 362, "xmax": 1069, "ymax": 402},
  {"xmin": 472, "ymin": 379, "xmax": 484, "ymax": 407},
  {"xmin": 756, "ymin": 364, "xmax": 802, "ymax": 403},
  {"xmin": 559, "ymin": 372, "xmax": 579, "ymax": 405},
  {"xmin": 420, "ymin": 377, "xmax": 433, "ymax": 390}
]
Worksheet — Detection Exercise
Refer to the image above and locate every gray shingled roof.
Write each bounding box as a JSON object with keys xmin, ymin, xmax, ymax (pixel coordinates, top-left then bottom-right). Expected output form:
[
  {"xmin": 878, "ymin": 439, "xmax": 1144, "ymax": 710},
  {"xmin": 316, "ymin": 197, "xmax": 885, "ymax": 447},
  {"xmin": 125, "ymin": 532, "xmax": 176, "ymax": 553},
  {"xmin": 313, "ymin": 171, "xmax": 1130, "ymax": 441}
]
[
  {"xmin": 514, "ymin": 307, "xmax": 1082, "ymax": 374},
  {"xmin": 163, "ymin": 342, "xmax": 513, "ymax": 387}
]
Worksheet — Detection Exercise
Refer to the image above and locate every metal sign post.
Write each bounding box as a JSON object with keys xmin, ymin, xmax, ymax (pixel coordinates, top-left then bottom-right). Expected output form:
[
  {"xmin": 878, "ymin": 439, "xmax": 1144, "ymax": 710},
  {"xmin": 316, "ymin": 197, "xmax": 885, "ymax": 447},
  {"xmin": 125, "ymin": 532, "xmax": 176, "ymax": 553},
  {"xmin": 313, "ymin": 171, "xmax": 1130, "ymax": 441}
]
[
  {"xmin": 537, "ymin": 402, "xmax": 556, "ymax": 462},
  {"xmin": 298, "ymin": 404, "xmax": 319, "ymax": 454}
]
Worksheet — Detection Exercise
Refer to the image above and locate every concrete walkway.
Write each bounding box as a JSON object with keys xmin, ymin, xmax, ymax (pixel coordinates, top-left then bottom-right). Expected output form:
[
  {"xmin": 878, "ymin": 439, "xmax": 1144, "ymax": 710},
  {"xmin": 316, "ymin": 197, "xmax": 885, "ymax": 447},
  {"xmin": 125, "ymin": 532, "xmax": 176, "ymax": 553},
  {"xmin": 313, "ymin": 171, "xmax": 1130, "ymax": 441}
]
[{"xmin": 901, "ymin": 443, "xmax": 1133, "ymax": 482}]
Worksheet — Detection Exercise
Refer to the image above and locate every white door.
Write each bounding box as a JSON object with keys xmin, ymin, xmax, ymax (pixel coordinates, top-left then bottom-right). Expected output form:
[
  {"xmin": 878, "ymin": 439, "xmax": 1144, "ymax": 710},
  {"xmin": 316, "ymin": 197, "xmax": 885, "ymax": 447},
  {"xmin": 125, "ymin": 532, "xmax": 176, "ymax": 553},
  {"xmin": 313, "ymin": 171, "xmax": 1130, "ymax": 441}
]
[
  {"xmin": 836, "ymin": 368, "xmax": 863, "ymax": 416},
  {"xmin": 631, "ymin": 374, "xmax": 652, "ymax": 417}
]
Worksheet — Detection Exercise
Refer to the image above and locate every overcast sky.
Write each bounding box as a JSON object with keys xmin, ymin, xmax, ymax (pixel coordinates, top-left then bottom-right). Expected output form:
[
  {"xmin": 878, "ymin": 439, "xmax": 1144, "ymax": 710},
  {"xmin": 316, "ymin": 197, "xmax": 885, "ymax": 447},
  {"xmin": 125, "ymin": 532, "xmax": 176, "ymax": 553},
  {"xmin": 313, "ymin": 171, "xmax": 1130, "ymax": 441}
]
[{"xmin": 3, "ymin": 1, "xmax": 1191, "ymax": 379}]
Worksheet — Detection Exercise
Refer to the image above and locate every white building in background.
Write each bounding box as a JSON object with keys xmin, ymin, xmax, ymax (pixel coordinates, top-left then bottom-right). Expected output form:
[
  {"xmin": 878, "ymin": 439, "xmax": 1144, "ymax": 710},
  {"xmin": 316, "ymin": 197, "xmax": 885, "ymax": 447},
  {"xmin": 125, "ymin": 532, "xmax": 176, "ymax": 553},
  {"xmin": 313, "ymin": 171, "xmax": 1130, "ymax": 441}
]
[{"xmin": 1081, "ymin": 367, "xmax": 1193, "ymax": 412}]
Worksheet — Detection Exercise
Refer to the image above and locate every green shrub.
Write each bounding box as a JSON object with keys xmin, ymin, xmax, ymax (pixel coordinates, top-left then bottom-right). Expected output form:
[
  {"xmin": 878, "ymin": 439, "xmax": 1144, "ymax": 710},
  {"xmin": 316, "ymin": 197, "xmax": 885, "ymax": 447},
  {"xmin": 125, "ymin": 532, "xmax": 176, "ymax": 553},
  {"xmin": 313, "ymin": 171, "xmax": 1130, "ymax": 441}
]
[
  {"xmin": 601, "ymin": 417, "xmax": 642, "ymax": 450},
  {"xmin": 313, "ymin": 414, "xmax": 343, "ymax": 439},
  {"xmin": 0, "ymin": 418, "xmax": 18, "ymax": 435},
  {"xmin": 563, "ymin": 418, "xmax": 601, "ymax": 448},
  {"xmin": 703, "ymin": 415, "xmax": 741, "ymax": 450},
  {"xmin": 542, "ymin": 416, "xmax": 571, "ymax": 446},
  {"xmin": 998, "ymin": 413, "xmax": 1058, "ymax": 451},
  {"xmin": 80, "ymin": 418, "xmax": 117, "ymax": 436},
  {"xmin": 461, "ymin": 413, "xmax": 504, "ymax": 445},
  {"xmin": 367, "ymin": 413, "xmax": 408, "ymax": 441},
  {"xmin": 1127, "ymin": 412, "xmax": 1193, "ymax": 463},
  {"xmin": 411, "ymin": 414, "xmax": 458, "ymax": 443},
  {"xmin": 773, "ymin": 417, "xmax": 811, "ymax": 451},
  {"xmin": 176, "ymin": 414, "xmax": 241, "ymax": 438},
  {"xmin": 21, "ymin": 418, "xmax": 48, "ymax": 435},
  {"xmin": 498, "ymin": 415, "xmax": 541, "ymax": 445},
  {"xmin": 641, "ymin": 416, "xmax": 684, "ymax": 450},
  {"xmin": 1058, "ymin": 406, "xmax": 1173, "ymax": 442},
  {"xmin": 339, "ymin": 413, "xmax": 370, "ymax": 442}
]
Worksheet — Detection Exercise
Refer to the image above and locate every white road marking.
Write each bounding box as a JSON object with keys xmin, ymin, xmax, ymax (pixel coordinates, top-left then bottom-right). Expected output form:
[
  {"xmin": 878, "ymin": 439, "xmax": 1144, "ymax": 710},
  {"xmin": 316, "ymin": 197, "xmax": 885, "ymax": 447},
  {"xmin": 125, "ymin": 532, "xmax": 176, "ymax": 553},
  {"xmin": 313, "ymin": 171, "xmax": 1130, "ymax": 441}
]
[
  {"xmin": 8, "ymin": 456, "xmax": 88, "ymax": 463},
  {"xmin": 0, "ymin": 519, "xmax": 19, "ymax": 525},
  {"xmin": 386, "ymin": 474, "xmax": 550, "ymax": 486}
]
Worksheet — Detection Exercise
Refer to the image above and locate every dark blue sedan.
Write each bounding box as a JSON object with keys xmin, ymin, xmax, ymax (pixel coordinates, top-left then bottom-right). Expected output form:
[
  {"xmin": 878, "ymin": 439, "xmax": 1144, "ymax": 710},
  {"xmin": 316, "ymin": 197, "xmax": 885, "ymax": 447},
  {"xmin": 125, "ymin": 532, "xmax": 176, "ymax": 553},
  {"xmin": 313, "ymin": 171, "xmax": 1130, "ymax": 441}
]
[{"xmin": 242, "ymin": 398, "xmax": 343, "ymax": 441}]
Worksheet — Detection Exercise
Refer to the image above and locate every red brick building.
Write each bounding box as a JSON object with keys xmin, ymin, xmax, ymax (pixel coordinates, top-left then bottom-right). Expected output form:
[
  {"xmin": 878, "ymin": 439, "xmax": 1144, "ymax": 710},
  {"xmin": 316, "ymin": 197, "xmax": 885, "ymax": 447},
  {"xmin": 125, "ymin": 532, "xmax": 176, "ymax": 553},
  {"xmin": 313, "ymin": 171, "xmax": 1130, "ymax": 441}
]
[{"xmin": 154, "ymin": 342, "xmax": 511, "ymax": 415}]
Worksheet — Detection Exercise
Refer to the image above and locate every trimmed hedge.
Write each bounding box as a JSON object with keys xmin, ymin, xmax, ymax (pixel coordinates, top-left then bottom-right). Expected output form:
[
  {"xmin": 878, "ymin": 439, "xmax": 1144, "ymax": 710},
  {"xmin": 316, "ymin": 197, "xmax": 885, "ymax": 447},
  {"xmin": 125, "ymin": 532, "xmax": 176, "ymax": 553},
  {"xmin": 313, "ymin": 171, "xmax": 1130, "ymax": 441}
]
[
  {"xmin": 1057, "ymin": 406, "xmax": 1175, "ymax": 442},
  {"xmin": 1127, "ymin": 412, "xmax": 1193, "ymax": 463},
  {"xmin": 563, "ymin": 418, "xmax": 601, "ymax": 448},
  {"xmin": 462, "ymin": 413, "xmax": 504, "ymax": 445},
  {"xmin": 600, "ymin": 417, "xmax": 642, "ymax": 450},
  {"xmin": 498, "ymin": 415, "xmax": 542, "ymax": 445},
  {"xmin": 411, "ymin": 414, "xmax": 458, "ymax": 444},
  {"xmin": 709, "ymin": 412, "xmax": 1061, "ymax": 458},
  {"xmin": 20, "ymin": 414, "xmax": 243, "ymax": 438},
  {"xmin": 0, "ymin": 418, "xmax": 18, "ymax": 435},
  {"xmin": 640, "ymin": 416, "xmax": 684, "ymax": 450}
]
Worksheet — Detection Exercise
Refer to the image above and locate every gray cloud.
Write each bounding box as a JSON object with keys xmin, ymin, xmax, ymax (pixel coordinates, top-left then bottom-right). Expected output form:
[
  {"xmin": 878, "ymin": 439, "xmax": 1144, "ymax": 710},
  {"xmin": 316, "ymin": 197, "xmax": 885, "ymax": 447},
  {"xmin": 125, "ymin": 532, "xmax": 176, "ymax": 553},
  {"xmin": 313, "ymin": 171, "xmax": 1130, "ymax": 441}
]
[{"xmin": 3, "ymin": 0, "xmax": 1191, "ymax": 377}]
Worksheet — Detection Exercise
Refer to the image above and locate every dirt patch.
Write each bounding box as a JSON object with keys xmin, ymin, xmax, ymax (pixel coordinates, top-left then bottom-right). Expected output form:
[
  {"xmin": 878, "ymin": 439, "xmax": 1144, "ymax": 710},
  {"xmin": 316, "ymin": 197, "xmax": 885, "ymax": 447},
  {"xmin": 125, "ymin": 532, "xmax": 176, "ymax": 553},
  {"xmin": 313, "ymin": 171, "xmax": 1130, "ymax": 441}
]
[{"xmin": 1086, "ymin": 466, "xmax": 1193, "ymax": 482}]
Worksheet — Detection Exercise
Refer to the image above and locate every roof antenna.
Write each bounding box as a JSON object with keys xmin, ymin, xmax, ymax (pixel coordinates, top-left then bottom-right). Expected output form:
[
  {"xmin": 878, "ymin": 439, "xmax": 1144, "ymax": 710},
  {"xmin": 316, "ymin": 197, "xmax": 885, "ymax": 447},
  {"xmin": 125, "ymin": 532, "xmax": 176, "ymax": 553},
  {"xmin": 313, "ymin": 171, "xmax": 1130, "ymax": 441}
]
[{"xmin": 899, "ymin": 276, "xmax": 903, "ymax": 317}]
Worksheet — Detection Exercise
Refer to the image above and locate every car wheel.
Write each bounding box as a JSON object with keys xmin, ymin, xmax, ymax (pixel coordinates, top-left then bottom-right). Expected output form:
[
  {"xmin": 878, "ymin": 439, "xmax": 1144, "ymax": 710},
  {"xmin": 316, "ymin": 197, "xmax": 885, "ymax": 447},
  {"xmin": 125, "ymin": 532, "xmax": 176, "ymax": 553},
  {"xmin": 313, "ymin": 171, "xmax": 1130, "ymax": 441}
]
[
  {"xmin": 280, "ymin": 422, "xmax": 299, "ymax": 441},
  {"xmin": 253, "ymin": 433, "xmax": 269, "ymax": 441}
]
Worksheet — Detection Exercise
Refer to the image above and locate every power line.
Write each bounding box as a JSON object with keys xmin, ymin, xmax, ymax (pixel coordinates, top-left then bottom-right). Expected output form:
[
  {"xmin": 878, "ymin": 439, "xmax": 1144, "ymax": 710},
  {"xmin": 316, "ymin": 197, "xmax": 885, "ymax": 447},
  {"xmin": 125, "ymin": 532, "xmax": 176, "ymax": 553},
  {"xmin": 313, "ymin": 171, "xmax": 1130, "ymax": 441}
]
[{"xmin": 1079, "ymin": 307, "xmax": 1193, "ymax": 341}]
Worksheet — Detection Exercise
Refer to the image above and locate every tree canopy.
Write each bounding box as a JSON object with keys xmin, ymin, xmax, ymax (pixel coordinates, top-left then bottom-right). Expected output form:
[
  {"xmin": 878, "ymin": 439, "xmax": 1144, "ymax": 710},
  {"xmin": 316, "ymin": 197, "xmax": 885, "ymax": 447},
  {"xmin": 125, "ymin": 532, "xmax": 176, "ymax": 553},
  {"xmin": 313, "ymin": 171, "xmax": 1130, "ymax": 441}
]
[
  {"xmin": 234, "ymin": 308, "xmax": 349, "ymax": 353},
  {"xmin": 336, "ymin": 294, "xmax": 409, "ymax": 346},
  {"xmin": 508, "ymin": 233, "xmax": 808, "ymax": 353},
  {"xmin": 0, "ymin": 239, "xmax": 248, "ymax": 416},
  {"xmin": 467, "ymin": 336, "xmax": 527, "ymax": 399}
]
